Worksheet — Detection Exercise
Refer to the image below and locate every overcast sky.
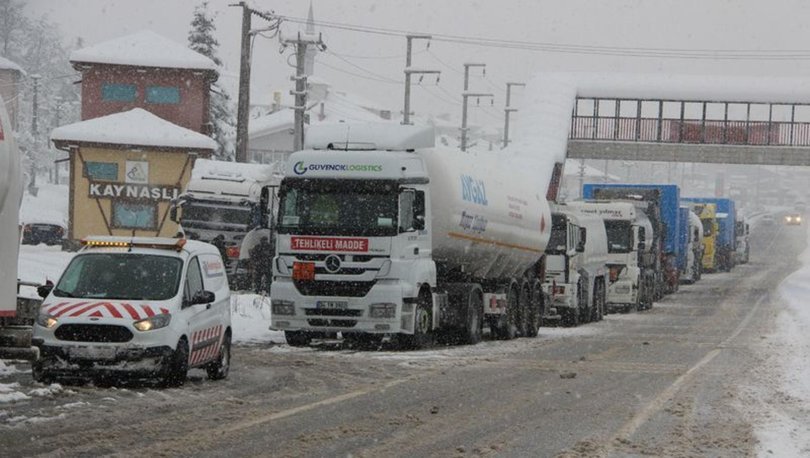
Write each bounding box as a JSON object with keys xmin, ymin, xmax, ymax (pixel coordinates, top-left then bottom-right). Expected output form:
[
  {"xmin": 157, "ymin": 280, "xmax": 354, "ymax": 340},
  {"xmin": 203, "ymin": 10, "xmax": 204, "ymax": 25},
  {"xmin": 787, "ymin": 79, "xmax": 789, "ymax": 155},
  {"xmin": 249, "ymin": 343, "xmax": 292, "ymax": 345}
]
[{"xmin": 23, "ymin": 0, "xmax": 810, "ymax": 127}]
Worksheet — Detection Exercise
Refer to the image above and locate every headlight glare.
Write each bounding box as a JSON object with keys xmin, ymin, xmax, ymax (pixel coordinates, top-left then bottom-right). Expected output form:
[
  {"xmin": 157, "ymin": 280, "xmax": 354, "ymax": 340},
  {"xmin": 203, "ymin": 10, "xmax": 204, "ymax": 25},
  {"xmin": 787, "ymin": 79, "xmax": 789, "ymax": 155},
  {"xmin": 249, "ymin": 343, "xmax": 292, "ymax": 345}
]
[
  {"xmin": 133, "ymin": 313, "xmax": 172, "ymax": 332},
  {"xmin": 36, "ymin": 314, "xmax": 58, "ymax": 329}
]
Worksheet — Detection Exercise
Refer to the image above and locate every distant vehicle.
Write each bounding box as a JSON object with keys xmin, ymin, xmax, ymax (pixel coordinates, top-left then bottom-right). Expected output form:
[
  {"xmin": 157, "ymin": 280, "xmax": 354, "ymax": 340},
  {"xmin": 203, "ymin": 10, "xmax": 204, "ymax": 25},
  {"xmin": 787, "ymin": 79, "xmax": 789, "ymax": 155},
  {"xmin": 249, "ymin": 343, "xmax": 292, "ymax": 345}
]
[
  {"xmin": 31, "ymin": 237, "xmax": 232, "ymax": 386},
  {"xmin": 735, "ymin": 218, "xmax": 750, "ymax": 264},
  {"xmin": 785, "ymin": 213, "xmax": 802, "ymax": 225},
  {"xmin": 21, "ymin": 221, "xmax": 67, "ymax": 246},
  {"xmin": 682, "ymin": 197, "xmax": 737, "ymax": 272},
  {"xmin": 761, "ymin": 214, "xmax": 776, "ymax": 225},
  {"xmin": 542, "ymin": 207, "xmax": 608, "ymax": 326}
]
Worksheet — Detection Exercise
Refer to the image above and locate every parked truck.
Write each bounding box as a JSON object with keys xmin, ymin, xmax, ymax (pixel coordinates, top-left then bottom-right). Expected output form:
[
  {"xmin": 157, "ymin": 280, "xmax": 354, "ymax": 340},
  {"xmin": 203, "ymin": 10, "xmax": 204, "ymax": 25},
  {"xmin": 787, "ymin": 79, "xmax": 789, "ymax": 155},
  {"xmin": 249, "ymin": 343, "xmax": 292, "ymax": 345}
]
[
  {"xmin": 680, "ymin": 207, "xmax": 704, "ymax": 283},
  {"xmin": 0, "ymin": 94, "xmax": 39, "ymax": 354},
  {"xmin": 683, "ymin": 197, "xmax": 736, "ymax": 272},
  {"xmin": 583, "ymin": 184, "xmax": 682, "ymax": 298},
  {"xmin": 687, "ymin": 202, "xmax": 719, "ymax": 271},
  {"xmin": 542, "ymin": 206, "xmax": 608, "ymax": 326},
  {"xmin": 269, "ymin": 123, "xmax": 552, "ymax": 348},
  {"xmin": 565, "ymin": 201, "xmax": 655, "ymax": 311},
  {"xmin": 171, "ymin": 159, "xmax": 283, "ymax": 288}
]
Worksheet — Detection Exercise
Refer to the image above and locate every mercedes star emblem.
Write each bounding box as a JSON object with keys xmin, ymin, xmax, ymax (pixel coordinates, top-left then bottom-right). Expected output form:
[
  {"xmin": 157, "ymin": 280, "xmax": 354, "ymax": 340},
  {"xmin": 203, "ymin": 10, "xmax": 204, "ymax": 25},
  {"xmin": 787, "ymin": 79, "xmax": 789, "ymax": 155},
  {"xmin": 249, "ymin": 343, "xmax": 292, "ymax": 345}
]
[{"xmin": 324, "ymin": 255, "xmax": 341, "ymax": 273}]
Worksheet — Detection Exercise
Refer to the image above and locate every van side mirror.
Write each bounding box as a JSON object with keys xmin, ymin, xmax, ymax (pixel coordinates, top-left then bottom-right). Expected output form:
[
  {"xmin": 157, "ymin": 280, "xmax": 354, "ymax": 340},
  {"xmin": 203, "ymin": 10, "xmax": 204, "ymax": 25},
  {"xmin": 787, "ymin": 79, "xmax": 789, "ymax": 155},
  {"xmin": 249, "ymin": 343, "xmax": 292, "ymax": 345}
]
[
  {"xmin": 191, "ymin": 290, "xmax": 215, "ymax": 306},
  {"xmin": 37, "ymin": 281, "xmax": 54, "ymax": 299}
]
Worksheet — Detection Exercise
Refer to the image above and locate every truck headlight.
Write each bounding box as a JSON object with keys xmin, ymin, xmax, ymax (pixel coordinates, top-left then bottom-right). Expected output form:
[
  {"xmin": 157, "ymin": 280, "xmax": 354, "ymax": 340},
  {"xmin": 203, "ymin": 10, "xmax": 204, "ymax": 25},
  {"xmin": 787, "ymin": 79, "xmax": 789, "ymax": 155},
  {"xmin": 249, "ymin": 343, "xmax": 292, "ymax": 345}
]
[
  {"xmin": 36, "ymin": 314, "xmax": 58, "ymax": 329},
  {"xmin": 369, "ymin": 303, "xmax": 397, "ymax": 318},
  {"xmin": 272, "ymin": 300, "xmax": 295, "ymax": 315},
  {"xmin": 133, "ymin": 313, "xmax": 172, "ymax": 332}
]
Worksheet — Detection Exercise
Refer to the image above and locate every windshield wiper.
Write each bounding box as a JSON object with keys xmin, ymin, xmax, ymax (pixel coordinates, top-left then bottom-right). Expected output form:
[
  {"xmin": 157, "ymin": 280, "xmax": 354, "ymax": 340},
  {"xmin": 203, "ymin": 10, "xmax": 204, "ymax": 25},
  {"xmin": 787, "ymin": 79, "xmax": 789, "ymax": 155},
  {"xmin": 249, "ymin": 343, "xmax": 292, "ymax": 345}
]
[{"xmin": 53, "ymin": 288, "xmax": 77, "ymax": 298}]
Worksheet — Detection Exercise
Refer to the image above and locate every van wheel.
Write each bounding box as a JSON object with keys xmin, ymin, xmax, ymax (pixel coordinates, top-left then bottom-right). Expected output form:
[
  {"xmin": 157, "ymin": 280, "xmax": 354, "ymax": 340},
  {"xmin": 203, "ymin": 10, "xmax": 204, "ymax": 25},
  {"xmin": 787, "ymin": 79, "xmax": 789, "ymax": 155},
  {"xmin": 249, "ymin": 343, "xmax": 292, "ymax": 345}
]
[
  {"xmin": 206, "ymin": 331, "xmax": 231, "ymax": 380},
  {"xmin": 31, "ymin": 360, "xmax": 53, "ymax": 385},
  {"xmin": 161, "ymin": 338, "xmax": 189, "ymax": 388}
]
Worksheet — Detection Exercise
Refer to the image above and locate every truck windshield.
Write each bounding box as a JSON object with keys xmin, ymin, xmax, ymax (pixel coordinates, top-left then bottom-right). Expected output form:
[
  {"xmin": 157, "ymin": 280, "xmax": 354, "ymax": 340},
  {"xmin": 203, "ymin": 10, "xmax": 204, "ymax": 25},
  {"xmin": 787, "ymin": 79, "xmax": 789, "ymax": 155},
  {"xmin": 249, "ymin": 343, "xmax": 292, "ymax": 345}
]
[
  {"xmin": 546, "ymin": 214, "xmax": 568, "ymax": 254},
  {"xmin": 277, "ymin": 179, "xmax": 398, "ymax": 237},
  {"xmin": 53, "ymin": 254, "xmax": 183, "ymax": 301},
  {"xmin": 702, "ymin": 219, "xmax": 714, "ymax": 236},
  {"xmin": 604, "ymin": 220, "xmax": 633, "ymax": 253},
  {"xmin": 182, "ymin": 203, "xmax": 252, "ymax": 229}
]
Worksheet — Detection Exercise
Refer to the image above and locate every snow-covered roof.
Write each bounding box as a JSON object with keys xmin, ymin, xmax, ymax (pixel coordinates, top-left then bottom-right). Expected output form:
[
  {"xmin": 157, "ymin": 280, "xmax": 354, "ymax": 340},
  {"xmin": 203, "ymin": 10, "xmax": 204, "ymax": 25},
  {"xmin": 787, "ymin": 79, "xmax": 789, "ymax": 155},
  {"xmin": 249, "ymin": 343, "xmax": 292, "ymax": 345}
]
[
  {"xmin": 70, "ymin": 30, "xmax": 218, "ymax": 71},
  {"xmin": 0, "ymin": 55, "xmax": 24, "ymax": 75},
  {"xmin": 190, "ymin": 158, "xmax": 283, "ymax": 183},
  {"xmin": 305, "ymin": 123, "xmax": 435, "ymax": 150},
  {"xmin": 51, "ymin": 108, "xmax": 217, "ymax": 150}
]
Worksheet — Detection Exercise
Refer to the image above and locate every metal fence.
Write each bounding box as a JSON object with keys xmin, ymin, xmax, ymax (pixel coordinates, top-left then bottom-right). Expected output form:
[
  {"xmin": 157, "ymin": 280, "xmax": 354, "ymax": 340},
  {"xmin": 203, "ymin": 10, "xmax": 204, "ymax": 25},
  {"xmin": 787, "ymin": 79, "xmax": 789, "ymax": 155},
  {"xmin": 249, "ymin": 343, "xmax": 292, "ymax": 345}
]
[{"xmin": 570, "ymin": 98, "xmax": 810, "ymax": 147}]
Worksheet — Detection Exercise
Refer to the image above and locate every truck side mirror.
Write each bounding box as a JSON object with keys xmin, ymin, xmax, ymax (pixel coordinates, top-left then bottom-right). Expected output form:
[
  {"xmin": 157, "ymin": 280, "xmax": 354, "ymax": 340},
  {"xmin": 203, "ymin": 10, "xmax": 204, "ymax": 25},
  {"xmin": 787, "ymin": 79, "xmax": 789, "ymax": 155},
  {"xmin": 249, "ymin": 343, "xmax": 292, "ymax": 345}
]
[
  {"xmin": 576, "ymin": 227, "xmax": 586, "ymax": 252},
  {"xmin": 414, "ymin": 215, "xmax": 425, "ymax": 231},
  {"xmin": 169, "ymin": 206, "xmax": 178, "ymax": 224},
  {"xmin": 37, "ymin": 280, "xmax": 54, "ymax": 299}
]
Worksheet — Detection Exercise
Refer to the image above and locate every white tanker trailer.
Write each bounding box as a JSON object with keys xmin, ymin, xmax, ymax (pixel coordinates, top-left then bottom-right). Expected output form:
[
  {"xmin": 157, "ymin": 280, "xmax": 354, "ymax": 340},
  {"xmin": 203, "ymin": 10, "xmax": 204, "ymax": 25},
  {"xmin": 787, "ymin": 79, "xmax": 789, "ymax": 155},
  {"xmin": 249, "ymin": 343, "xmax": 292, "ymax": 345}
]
[
  {"xmin": 269, "ymin": 123, "xmax": 552, "ymax": 347},
  {"xmin": 0, "ymin": 95, "xmax": 21, "ymax": 322}
]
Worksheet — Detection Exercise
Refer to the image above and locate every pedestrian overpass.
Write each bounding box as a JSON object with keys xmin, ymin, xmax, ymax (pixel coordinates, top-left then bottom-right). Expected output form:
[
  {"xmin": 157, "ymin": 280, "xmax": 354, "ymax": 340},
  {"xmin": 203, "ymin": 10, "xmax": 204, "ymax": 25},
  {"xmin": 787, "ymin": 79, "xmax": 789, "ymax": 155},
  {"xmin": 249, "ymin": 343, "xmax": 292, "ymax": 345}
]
[{"xmin": 544, "ymin": 73, "xmax": 810, "ymax": 166}]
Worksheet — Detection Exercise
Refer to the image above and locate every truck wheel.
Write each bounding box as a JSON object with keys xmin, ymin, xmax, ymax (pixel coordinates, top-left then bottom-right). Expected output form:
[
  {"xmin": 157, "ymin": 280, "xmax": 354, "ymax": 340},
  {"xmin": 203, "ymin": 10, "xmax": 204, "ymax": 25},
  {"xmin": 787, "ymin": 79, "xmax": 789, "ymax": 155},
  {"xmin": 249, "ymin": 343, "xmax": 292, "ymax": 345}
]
[
  {"xmin": 518, "ymin": 282, "xmax": 531, "ymax": 337},
  {"xmin": 285, "ymin": 331, "xmax": 314, "ymax": 347},
  {"xmin": 397, "ymin": 291, "xmax": 434, "ymax": 349},
  {"xmin": 525, "ymin": 280, "xmax": 543, "ymax": 337},
  {"xmin": 496, "ymin": 283, "xmax": 520, "ymax": 339},
  {"xmin": 161, "ymin": 338, "xmax": 189, "ymax": 388},
  {"xmin": 206, "ymin": 331, "xmax": 231, "ymax": 380},
  {"xmin": 461, "ymin": 290, "xmax": 483, "ymax": 345}
]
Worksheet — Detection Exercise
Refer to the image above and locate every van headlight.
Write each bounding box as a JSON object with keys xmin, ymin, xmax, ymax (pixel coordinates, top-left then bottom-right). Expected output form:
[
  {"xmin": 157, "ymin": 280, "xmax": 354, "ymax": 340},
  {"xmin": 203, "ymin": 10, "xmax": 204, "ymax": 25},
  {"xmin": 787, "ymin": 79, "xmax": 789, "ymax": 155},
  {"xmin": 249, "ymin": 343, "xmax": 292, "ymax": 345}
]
[
  {"xmin": 36, "ymin": 314, "xmax": 58, "ymax": 329},
  {"xmin": 133, "ymin": 313, "xmax": 172, "ymax": 332}
]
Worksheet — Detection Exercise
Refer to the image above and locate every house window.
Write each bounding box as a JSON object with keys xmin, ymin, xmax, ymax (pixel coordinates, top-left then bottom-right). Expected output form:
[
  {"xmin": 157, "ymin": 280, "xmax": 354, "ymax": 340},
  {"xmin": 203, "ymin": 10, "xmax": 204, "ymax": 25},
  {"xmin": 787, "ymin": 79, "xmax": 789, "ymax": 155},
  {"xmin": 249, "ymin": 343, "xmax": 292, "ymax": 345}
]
[
  {"xmin": 102, "ymin": 83, "xmax": 137, "ymax": 102},
  {"xmin": 111, "ymin": 201, "xmax": 157, "ymax": 230},
  {"xmin": 84, "ymin": 161, "xmax": 118, "ymax": 181},
  {"xmin": 146, "ymin": 86, "xmax": 180, "ymax": 104}
]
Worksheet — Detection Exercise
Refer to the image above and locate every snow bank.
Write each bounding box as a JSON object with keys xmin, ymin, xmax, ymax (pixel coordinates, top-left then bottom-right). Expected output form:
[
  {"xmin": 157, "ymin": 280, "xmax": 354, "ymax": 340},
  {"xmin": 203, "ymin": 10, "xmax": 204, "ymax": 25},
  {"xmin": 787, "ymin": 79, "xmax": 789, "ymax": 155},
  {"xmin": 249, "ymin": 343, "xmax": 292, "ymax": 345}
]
[
  {"xmin": 230, "ymin": 295, "xmax": 286, "ymax": 345},
  {"xmin": 51, "ymin": 108, "xmax": 218, "ymax": 151},
  {"xmin": 0, "ymin": 383, "xmax": 29, "ymax": 404},
  {"xmin": 755, "ymin": 227, "xmax": 810, "ymax": 455},
  {"xmin": 19, "ymin": 183, "xmax": 68, "ymax": 227},
  {"xmin": 0, "ymin": 55, "xmax": 25, "ymax": 74},
  {"xmin": 70, "ymin": 30, "xmax": 217, "ymax": 71}
]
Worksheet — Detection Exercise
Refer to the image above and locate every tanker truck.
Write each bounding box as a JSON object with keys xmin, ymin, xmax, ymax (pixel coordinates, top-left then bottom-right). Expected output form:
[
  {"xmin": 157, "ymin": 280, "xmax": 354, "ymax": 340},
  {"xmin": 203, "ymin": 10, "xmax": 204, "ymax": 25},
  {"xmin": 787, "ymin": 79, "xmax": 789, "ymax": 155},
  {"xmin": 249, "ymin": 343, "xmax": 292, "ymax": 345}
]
[
  {"xmin": 541, "ymin": 206, "xmax": 608, "ymax": 326},
  {"xmin": 269, "ymin": 123, "xmax": 551, "ymax": 348},
  {"xmin": 0, "ymin": 94, "xmax": 26, "ymax": 350}
]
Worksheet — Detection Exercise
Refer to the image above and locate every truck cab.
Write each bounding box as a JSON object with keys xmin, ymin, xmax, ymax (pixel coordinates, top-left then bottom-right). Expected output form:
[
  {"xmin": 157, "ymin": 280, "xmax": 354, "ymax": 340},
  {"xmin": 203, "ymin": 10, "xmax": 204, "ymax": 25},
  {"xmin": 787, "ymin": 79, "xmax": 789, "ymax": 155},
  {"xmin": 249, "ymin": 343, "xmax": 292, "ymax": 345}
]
[
  {"xmin": 171, "ymin": 159, "xmax": 282, "ymax": 288},
  {"xmin": 566, "ymin": 201, "xmax": 655, "ymax": 311},
  {"xmin": 542, "ymin": 209, "xmax": 608, "ymax": 326},
  {"xmin": 32, "ymin": 237, "xmax": 232, "ymax": 386},
  {"xmin": 689, "ymin": 203, "xmax": 719, "ymax": 272},
  {"xmin": 735, "ymin": 217, "xmax": 750, "ymax": 264},
  {"xmin": 681, "ymin": 208, "xmax": 704, "ymax": 283}
]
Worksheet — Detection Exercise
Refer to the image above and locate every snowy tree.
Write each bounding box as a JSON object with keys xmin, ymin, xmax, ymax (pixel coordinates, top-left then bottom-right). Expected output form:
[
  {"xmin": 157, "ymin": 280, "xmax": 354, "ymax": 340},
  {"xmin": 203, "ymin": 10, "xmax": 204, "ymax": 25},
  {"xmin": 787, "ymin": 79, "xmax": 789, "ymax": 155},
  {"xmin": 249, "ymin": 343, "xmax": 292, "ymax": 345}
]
[
  {"xmin": 188, "ymin": 1, "xmax": 235, "ymax": 160},
  {"xmin": 0, "ymin": 0, "xmax": 79, "ymax": 187}
]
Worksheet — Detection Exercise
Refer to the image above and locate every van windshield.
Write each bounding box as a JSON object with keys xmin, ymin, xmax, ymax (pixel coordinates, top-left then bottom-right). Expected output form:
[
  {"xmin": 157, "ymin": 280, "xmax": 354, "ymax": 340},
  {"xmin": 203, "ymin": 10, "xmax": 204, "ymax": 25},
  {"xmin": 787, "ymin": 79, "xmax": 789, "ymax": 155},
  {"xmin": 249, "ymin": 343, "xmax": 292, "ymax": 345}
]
[{"xmin": 53, "ymin": 253, "xmax": 183, "ymax": 301}]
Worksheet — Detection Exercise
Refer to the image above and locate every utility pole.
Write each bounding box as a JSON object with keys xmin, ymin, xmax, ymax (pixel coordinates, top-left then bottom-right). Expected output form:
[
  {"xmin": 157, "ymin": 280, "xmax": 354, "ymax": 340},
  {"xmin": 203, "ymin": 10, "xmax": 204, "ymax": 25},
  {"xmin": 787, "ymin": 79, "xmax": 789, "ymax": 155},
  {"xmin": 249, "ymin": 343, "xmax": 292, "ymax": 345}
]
[
  {"xmin": 503, "ymin": 82, "xmax": 524, "ymax": 148},
  {"xmin": 402, "ymin": 34, "xmax": 439, "ymax": 125},
  {"xmin": 460, "ymin": 63, "xmax": 492, "ymax": 152},
  {"xmin": 282, "ymin": 32, "xmax": 325, "ymax": 151},
  {"xmin": 31, "ymin": 74, "xmax": 41, "ymax": 138},
  {"xmin": 230, "ymin": 3, "xmax": 281, "ymax": 162},
  {"xmin": 234, "ymin": 2, "xmax": 252, "ymax": 162}
]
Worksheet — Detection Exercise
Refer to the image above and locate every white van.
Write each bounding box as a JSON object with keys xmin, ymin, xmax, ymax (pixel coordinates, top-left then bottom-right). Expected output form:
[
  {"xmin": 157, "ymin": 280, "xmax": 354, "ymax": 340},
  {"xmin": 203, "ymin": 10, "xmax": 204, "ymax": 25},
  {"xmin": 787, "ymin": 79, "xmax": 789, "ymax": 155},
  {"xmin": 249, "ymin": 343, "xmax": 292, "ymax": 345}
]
[{"xmin": 31, "ymin": 237, "xmax": 231, "ymax": 386}]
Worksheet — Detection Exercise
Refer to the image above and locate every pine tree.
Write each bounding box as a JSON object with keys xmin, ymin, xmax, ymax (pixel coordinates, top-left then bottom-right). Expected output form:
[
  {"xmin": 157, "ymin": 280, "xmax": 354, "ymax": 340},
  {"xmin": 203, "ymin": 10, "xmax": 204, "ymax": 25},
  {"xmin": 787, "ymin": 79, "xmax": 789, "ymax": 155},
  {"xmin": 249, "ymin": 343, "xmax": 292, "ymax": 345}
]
[{"xmin": 188, "ymin": 1, "xmax": 235, "ymax": 160}]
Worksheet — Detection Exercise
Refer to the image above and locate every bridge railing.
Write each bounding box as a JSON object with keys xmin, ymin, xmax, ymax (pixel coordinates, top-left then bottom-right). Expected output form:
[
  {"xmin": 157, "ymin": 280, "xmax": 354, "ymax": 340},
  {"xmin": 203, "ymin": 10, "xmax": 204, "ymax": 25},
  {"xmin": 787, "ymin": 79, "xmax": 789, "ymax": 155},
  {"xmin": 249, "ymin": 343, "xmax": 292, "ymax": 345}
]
[{"xmin": 570, "ymin": 98, "xmax": 810, "ymax": 147}]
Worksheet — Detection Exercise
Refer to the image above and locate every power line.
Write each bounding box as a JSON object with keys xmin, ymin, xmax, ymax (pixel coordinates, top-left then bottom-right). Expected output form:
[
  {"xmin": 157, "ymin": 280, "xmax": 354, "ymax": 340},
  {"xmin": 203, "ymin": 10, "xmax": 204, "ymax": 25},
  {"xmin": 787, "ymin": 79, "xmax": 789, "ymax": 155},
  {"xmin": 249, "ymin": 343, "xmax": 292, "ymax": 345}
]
[
  {"xmin": 279, "ymin": 15, "xmax": 810, "ymax": 60},
  {"xmin": 324, "ymin": 50, "xmax": 403, "ymax": 84},
  {"xmin": 318, "ymin": 59, "xmax": 404, "ymax": 85}
]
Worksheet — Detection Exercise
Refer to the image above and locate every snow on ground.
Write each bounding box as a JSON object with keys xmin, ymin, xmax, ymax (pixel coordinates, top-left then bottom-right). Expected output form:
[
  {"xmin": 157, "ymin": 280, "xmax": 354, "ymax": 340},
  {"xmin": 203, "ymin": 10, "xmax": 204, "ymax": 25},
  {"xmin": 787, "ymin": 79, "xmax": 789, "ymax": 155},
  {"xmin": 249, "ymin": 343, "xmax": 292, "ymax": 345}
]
[
  {"xmin": 230, "ymin": 294, "xmax": 285, "ymax": 345},
  {"xmin": 753, "ymin": 226, "xmax": 810, "ymax": 456}
]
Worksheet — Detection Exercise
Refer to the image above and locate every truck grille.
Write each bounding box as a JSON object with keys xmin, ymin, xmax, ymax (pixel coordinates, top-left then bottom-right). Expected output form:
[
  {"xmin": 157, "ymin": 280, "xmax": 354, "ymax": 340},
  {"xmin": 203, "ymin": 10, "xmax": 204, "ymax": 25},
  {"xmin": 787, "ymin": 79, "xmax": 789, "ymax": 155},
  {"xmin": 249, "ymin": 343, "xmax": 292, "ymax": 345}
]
[
  {"xmin": 307, "ymin": 319, "xmax": 357, "ymax": 328},
  {"xmin": 54, "ymin": 324, "xmax": 133, "ymax": 343},
  {"xmin": 304, "ymin": 308, "xmax": 363, "ymax": 317},
  {"xmin": 294, "ymin": 280, "xmax": 376, "ymax": 297}
]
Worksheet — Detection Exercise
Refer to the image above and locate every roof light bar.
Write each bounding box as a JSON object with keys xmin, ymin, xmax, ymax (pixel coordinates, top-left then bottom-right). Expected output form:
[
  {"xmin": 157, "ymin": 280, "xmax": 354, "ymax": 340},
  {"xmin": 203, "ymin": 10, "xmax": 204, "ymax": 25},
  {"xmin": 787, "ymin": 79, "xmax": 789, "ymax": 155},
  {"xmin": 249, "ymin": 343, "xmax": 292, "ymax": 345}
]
[{"xmin": 82, "ymin": 238, "xmax": 187, "ymax": 252}]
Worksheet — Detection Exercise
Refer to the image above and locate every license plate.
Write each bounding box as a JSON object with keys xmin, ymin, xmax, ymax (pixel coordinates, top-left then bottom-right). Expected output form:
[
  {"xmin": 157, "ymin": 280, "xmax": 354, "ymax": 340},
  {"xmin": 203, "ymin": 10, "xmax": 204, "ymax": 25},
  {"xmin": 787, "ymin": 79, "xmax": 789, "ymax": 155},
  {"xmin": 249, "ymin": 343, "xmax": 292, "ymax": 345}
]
[
  {"xmin": 317, "ymin": 301, "xmax": 348, "ymax": 310},
  {"xmin": 69, "ymin": 346, "xmax": 117, "ymax": 360}
]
